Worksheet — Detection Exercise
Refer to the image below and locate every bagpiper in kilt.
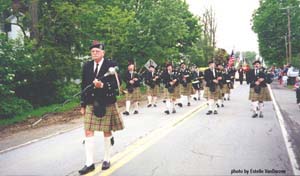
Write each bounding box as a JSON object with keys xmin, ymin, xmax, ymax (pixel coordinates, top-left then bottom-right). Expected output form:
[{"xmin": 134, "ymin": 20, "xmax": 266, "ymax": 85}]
[
  {"xmin": 123, "ymin": 61, "xmax": 142, "ymax": 116},
  {"xmin": 144, "ymin": 65, "xmax": 161, "ymax": 107},
  {"xmin": 191, "ymin": 65, "xmax": 204, "ymax": 101},
  {"xmin": 178, "ymin": 62, "xmax": 193, "ymax": 106},
  {"xmin": 223, "ymin": 66, "xmax": 233, "ymax": 101},
  {"xmin": 161, "ymin": 63, "xmax": 180, "ymax": 114},
  {"xmin": 248, "ymin": 60, "xmax": 272, "ymax": 118},
  {"xmin": 216, "ymin": 64, "xmax": 226, "ymax": 108},
  {"xmin": 79, "ymin": 40, "xmax": 124, "ymax": 175},
  {"xmin": 204, "ymin": 60, "xmax": 222, "ymax": 115}
]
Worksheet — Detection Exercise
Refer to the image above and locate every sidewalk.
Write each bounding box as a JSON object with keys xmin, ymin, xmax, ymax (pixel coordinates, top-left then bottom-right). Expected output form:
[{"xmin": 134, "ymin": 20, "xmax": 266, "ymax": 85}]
[{"xmin": 270, "ymin": 81, "xmax": 300, "ymax": 167}]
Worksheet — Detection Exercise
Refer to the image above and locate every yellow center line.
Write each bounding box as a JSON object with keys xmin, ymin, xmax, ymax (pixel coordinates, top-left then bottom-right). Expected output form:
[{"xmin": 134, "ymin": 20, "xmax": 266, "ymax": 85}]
[{"xmin": 87, "ymin": 103, "xmax": 207, "ymax": 176}]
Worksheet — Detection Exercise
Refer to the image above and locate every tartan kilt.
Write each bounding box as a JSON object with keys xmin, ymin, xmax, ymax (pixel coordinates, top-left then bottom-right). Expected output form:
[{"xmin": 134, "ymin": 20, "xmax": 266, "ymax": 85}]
[
  {"xmin": 218, "ymin": 86, "xmax": 224, "ymax": 99},
  {"xmin": 166, "ymin": 86, "xmax": 180, "ymax": 99},
  {"xmin": 248, "ymin": 87, "xmax": 272, "ymax": 102},
  {"xmin": 222, "ymin": 85, "xmax": 231, "ymax": 94},
  {"xmin": 180, "ymin": 83, "xmax": 194, "ymax": 96},
  {"xmin": 147, "ymin": 85, "xmax": 159, "ymax": 97},
  {"xmin": 204, "ymin": 86, "xmax": 220, "ymax": 101},
  {"xmin": 84, "ymin": 103, "xmax": 124, "ymax": 132},
  {"xmin": 126, "ymin": 87, "xmax": 141, "ymax": 102}
]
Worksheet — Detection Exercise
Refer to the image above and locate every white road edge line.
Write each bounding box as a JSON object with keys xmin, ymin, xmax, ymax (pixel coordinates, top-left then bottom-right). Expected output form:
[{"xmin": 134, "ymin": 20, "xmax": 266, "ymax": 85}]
[
  {"xmin": 268, "ymin": 84, "xmax": 300, "ymax": 175},
  {"xmin": 0, "ymin": 125, "xmax": 83, "ymax": 154}
]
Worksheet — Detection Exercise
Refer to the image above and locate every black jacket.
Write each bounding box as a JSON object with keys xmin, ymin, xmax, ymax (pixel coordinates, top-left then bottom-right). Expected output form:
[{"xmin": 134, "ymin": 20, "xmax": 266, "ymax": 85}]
[
  {"xmin": 248, "ymin": 68, "xmax": 267, "ymax": 88},
  {"xmin": 144, "ymin": 70, "xmax": 160, "ymax": 88},
  {"xmin": 204, "ymin": 68, "xmax": 218, "ymax": 88},
  {"xmin": 124, "ymin": 71, "xmax": 141, "ymax": 89},
  {"xmin": 80, "ymin": 59, "xmax": 119, "ymax": 108},
  {"xmin": 161, "ymin": 70, "xmax": 179, "ymax": 88}
]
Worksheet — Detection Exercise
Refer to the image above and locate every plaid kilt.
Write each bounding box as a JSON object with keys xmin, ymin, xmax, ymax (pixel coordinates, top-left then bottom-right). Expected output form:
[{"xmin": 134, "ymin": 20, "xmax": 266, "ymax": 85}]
[
  {"xmin": 84, "ymin": 103, "xmax": 124, "ymax": 132},
  {"xmin": 204, "ymin": 86, "xmax": 220, "ymax": 101},
  {"xmin": 248, "ymin": 87, "xmax": 272, "ymax": 102},
  {"xmin": 222, "ymin": 85, "xmax": 231, "ymax": 94},
  {"xmin": 180, "ymin": 83, "xmax": 194, "ymax": 96},
  {"xmin": 166, "ymin": 86, "xmax": 181, "ymax": 99},
  {"xmin": 147, "ymin": 85, "xmax": 160, "ymax": 97},
  {"xmin": 126, "ymin": 87, "xmax": 141, "ymax": 102}
]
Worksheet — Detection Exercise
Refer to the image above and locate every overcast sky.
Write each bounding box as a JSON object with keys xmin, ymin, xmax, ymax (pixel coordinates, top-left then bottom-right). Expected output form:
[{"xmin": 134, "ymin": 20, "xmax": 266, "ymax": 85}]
[{"xmin": 186, "ymin": 0, "xmax": 260, "ymax": 54}]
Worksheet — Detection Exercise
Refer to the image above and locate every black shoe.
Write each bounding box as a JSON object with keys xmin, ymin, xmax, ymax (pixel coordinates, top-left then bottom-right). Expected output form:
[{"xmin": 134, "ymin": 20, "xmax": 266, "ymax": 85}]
[
  {"xmin": 198, "ymin": 98, "xmax": 201, "ymax": 101},
  {"xmin": 133, "ymin": 110, "xmax": 139, "ymax": 114},
  {"xmin": 147, "ymin": 104, "xmax": 152, "ymax": 108},
  {"xmin": 206, "ymin": 110, "xmax": 213, "ymax": 115},
  {"xmin": 164, "ymin": 110, "xmax": 170, "ymax": 115},
  {"xmin": 224, "ymin": 98, "xmax": 226, "ymax": 101},
  {"xmin": 221, "ymin": 104, "xmax": 224, "ymax": 107},
  {"xmin": 110, "ymin": 137, "xmax": 114, "ymax": 146},
  {"xmin": 102, "ymin": 161, "xmax": 111, "ymax": 170},
  {"xmin": 227, "ymin": 98, "xmax": 230, "ymax": 101},
  {"xmin": 216, "ymin": 103, "xmax": 220, "ymax": 108},
  {"xmin": 172, "ymin": 109, "xmax": 176, "ymax": 113},
  {"xmin": 187, "ymin": 102, "xmax": 191, "ymax": 106},
  {"xmin": 193, "ymin": 97, "xmax": 197, "ymax": 101},
  {"xmin": 153, "ymin": 104, "xmax": 157, "ymax": 107},
  {"xmin": 122, "ymin": 111, "xmax": 129, "ymax": 116},
  {"xmin": 177, "ymin": 103, "xmax": 183, "ymax": 107},
  {"xmin": 252, "ymin": 113, "xmax": 258, "ymax": 118},
  {"xmin": 163, "ymin": 100, "xmax": 166, "ymax": 103},
  {"xmin": 214, "ymin": 110, "xmax": 218, "ymax": 114},
  {"xmin": 79, "ymin": 164, "xmax": 95, "ymax": 175},
  {"xmin": 259, "ymin": 112, "xmax": 263, "ymax": 118}
]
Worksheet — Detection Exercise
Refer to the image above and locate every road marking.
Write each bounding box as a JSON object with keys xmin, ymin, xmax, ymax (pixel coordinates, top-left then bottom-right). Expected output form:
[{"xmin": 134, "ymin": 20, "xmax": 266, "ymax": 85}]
[
  {"xmin": 268, "ymin": 84, "xmax": 300, "ymax": 175},
  {"xmin": 87, "ymin": 103, "xmax": 207, "ymax": 176}
]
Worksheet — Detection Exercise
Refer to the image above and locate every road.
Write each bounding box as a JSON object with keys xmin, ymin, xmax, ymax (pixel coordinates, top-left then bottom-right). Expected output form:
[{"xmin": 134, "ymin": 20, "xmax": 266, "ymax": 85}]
[{"xmin": 0, "ymin": 83, "xmax": 295, "ymax": 176}]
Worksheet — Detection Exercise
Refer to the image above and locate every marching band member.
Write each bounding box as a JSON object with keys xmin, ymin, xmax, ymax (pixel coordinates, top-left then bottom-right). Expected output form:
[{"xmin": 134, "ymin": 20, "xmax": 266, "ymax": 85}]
[
  {"xmin": 79, "ymin": 40, "xmax": 124, "ymax": 174},
  {"xmin": 144, "ymin": 65, "xmax": 161, "ymax": 107},
  {"xmin": 204, "ymin": 60, "xmax": 221, "ymax": 115},
  {"xmin": 248, "ymin": 60, "xmax": 271, "ymax": 118},
  {"xmin": 123, "ymin": 61, "xmax": 141, "ymax": 116},
  {"xmin": 191, "ymin": 65, "xmax": 204, "ymax": 101},
  {"xmin": 216, "ymin": 64, "xmax": 225, "ymax": 108},
  {"xmin": 161, "ymin": 63, "xmax": 180, "ymax": 114},
  {"xmin": 178, "ymin": 62, "xmax": 193, "ymax": 106}
]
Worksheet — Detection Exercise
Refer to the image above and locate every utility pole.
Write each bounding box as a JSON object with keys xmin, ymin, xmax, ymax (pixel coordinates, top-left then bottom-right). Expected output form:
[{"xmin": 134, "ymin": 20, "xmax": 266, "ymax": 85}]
[
  {"xmin": 280, "ymin": 6, "xmax": 296, "ymax": 64},
  {"xmin": 287, "ymin": 7, "xmax": 292, "ymax": 64},
  {"xmin": 284, "ymin": 35, "xmax": 288, "ymax": 63}
]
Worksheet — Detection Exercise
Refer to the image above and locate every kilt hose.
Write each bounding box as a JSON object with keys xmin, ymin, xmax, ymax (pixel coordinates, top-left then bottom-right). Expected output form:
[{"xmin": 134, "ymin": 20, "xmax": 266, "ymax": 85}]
[
  {"xmin": 126, "ymin": 87, "xmax": 141, "ymax": 102},
  {"xmin": 180, "ymin": 83, "xmax": 194, "ymax": 96},
  {"xmin": 84, "ymin": 103, "xmax": 124, "ymax": 132},
  {"xmin": 166, "ymin": 86, "xmax": 181, "ymax": 100},
  {"xmin": 248, "ymin": 87, "xmax": 272, "ymax": 102},
  {"xmin": 147, "ymin": 85, "xmax": 160, "ymax": 97},
  {"xmin": 203, "ymin": 86, "xmax": 220, "ymax": 101}
]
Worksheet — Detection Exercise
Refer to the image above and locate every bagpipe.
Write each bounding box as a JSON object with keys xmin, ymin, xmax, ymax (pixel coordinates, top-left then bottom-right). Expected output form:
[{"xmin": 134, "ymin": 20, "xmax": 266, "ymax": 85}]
[
  {"xmin": 127, "ymin": 71, "xmax": 141, "ymax": 93},
  {"xmin": 179, "ymin": 69, "xmax": 192, "ymax": 87},
  {"xmin": 167, "ymin": 71, "xmax": 179, "ymax": 93}
]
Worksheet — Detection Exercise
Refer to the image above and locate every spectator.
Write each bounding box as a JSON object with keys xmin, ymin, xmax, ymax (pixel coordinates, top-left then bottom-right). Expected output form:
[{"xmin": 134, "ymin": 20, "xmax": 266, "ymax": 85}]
[
  {"xmin": 287, "ymin": 64, "xmax": 299, "ymax": 85},
  {"xmin": 294, "ymin": 77, "xmax": 300, "ymax": 109}
]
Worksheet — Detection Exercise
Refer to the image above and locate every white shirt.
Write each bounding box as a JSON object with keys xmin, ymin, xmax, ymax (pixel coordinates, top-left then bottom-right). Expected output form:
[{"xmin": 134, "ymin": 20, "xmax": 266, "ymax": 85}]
[{"xmin": 94, "ymin": 58, "xmax": 104, "ymax": 77}]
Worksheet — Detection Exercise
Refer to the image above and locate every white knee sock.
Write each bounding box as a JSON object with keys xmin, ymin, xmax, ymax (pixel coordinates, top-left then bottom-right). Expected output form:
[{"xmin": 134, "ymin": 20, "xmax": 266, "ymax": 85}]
[
  {"xmin": 134, "ymin": 102, "xmax": 139, "ymax": 111},
  {"xmin": 172, "ymin": 101, "xmax": 175, "ymax": 110},
  {"xmin": 259, "ymin": 102, "xmax": 264, "ymax": 112},
  {"xmin": 166, "ymin": 100, "xmax": 171, "ymax": 111},
  {"xmin": 209, "ymin": 99, "xmax": 215, "ymax": 111},
  {"xmin": 153, "ymin": 97, "xmax": 157, "ymax": 105},
  {"xmin": 224, "ymin": 93, "xmax": 228, "ymax": 99},
  {"xmin": 187, "ymin": 96, "xmax": 190, "ymax": 103},
  {"xmin": 84, "ymin": 137, "xmax": 95, "ymax": 166},
  {"xmin": 218, "ymin": 99, "xmax": 223, "ymax": 105},
  {"xmin": 126, "ymin": 101, "xmax": 130, "ymax": 112},
  {"xmin": 252, "ymin": 101, "xmax": 259, "ymax": 113},
  {"xmin": 147, "ymin": 96, "xmax": 152, "ymax": 105},
  {"xmin": 104, "ymin": 136, "xmax": 112, "ymax": 162}
]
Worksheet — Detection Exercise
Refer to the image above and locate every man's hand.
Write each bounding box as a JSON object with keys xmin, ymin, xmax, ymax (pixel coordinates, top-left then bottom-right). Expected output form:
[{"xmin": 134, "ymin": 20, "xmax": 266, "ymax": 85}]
[
  {"xmin": 129, "ymin": 80, "xmax": 135, "ymax": 84},
  {"xmin": 80, "ymin": 107, "xmax": 86, "ymax": 115},
  {"xmin": 133, "ymin": 78, "xmax": 138, "ymax": 81},
  {"xmin": 93, "ymin": 79, "xmax": 104, "ymax": 88},
  {"xmin": 213, "ymin": 79, "xmax": 218, "ymax": 84},
  {"xmin": 217, "ymin": 76, "xmax": 222, "ymax": 81},
  {"xmin": 255, "ymin": 81, "xmax": 260, "ymax": 85}
]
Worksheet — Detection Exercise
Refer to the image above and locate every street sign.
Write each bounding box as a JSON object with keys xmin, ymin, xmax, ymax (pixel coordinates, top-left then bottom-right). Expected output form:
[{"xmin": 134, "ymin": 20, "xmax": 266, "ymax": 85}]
[{"xmin": 144, "ymin": 59, "xmax": 157, "ymax": 69}]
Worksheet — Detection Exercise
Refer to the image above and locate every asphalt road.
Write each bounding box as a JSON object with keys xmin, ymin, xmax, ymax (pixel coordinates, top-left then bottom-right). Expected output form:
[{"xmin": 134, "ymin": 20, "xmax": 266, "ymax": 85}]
[{"xmin": 0, "ymin": 83, "xmax": 294, "ymax": 176}]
